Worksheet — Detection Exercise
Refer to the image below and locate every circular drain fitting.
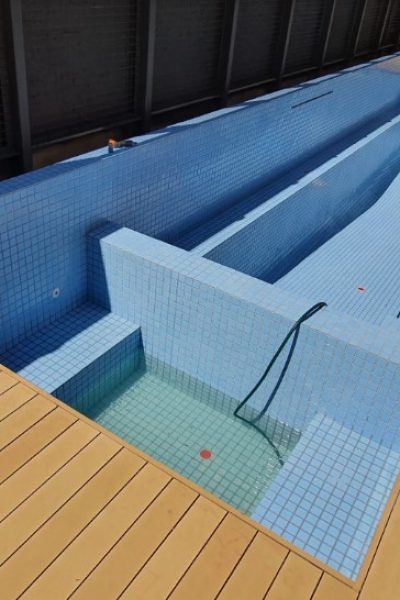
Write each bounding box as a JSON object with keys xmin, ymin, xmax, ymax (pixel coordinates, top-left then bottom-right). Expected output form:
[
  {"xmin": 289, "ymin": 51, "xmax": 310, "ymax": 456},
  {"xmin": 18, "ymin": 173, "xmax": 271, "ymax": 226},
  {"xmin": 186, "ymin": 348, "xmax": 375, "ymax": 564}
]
[{"xmin": 199, "ymin": 449, "xmax": 212, "ymax": 460}]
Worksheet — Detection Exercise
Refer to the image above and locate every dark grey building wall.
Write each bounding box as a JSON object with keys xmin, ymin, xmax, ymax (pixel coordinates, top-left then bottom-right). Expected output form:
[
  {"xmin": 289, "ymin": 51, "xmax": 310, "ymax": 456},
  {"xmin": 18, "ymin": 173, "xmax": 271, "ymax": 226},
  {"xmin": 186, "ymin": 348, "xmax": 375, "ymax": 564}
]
[{"xmin": 0, "ymin": 0, "xmax": 399, "ymax": 178}]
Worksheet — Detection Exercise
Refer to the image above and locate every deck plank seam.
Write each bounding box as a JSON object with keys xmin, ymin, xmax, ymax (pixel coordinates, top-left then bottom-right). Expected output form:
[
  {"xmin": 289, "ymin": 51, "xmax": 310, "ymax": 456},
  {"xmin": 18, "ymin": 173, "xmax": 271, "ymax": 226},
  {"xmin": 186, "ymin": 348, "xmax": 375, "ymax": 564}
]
[
  {"xmin": 0, "ymin": 411, "xmax": 78, "ymax": 487},
  {"xmin": 165, "ymin": 516, "xmax": 258, "ymax": 600},
  {"xmin": 262, "ymin": 551, "xmax": 291, "ymax": 599},
  {"xmin": 309, "ymin": 571, "xmax": 327, "ymax": 600},
  {"xmin": 355, "ymin": 479, "xmax": 400, "ymax": 597},
  {"xmin": 162, "ymin": 511, "xmax": 232, "ymax": 600},
  {"xmin": 204, "ymin": 527, "xmax": 259, "ymax": 600},
  {"xmin": 0, "ymin": 428, "xmax": 100, "ymax": 524},
  {"xmin": 215, "ymin": 534, "xmax": 290, "ymax": 600},
  {"xmin": 0, "ymin": 374, "xmax": 19, "ymax": 397},
  {"xmin": 117, "ymin": 497, "xmax": 227, "ymax": 599},
  {"xmin": 0, "ymin": 444, "xmax": 125, "ymax": 569},
  {"xmin": 67, "ymin": 475, "xmax": 181, "ymax": 599},
  {"xmin": 163, "ymin": 513, "xmax": 232, "ymax": 600},
  {"xmin": 0, "ymin": 401, "xmax": 57, "ymax": 452},
  {"xmin": 0, "ymin": 390, "xmax": 37, "ymax": 423},
  {"xmin": 18, "ymin": 454, "xmax": 151, "ymax": 598}
]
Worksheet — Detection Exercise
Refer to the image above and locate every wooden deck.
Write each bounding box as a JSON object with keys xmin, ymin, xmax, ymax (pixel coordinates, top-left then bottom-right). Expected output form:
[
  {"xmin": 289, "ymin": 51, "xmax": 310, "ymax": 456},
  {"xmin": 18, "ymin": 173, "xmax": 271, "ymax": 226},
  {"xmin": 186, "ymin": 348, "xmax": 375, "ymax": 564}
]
[{"xmin": 0, "ymin": 365, "xmax": 399, "ymax": 599}]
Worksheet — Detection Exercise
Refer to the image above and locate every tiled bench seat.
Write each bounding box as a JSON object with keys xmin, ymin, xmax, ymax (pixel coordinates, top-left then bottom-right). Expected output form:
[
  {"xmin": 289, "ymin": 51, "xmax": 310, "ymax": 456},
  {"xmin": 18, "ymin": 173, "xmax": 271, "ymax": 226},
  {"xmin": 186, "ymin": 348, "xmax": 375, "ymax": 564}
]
[
  {"xmin": 0, "ymin": 303, "xmax": 141, "ymax": 406},
  {"xmin": 252, "ymin": 413, "xmax": 400, "ymax": 580}
]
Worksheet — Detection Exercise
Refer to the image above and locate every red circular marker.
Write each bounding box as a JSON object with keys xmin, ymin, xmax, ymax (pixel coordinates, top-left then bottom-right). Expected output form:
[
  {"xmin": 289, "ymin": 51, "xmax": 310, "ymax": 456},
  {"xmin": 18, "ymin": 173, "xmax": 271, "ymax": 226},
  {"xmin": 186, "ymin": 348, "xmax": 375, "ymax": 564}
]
[
  {"xmin": 199, "ymin": 449, "xmax": 212, "ymax": 460},
  {"xmin": 357, "ymin": 286, "xmax": 365, "ymax": 293}
]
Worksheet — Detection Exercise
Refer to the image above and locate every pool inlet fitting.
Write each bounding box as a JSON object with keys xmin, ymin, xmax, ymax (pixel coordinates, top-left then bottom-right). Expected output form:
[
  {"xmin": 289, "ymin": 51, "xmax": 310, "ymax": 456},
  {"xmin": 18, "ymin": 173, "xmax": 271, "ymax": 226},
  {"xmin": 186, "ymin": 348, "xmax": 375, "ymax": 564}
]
[{"xmin": 108, "ymin": 138, "xmax": 138, "ymax": 153}]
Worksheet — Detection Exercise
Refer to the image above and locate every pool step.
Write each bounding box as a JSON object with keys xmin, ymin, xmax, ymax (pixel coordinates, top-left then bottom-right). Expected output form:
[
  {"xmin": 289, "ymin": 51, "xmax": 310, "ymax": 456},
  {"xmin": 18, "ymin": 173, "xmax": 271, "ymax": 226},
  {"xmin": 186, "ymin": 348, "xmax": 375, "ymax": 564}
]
[
  {"xmin": 251, "ymin": 413, "xmax": 400, "ymax": 580},
  {"xmin": 0, "ymin": 303, "xmax": 142, "ymax": 409}
]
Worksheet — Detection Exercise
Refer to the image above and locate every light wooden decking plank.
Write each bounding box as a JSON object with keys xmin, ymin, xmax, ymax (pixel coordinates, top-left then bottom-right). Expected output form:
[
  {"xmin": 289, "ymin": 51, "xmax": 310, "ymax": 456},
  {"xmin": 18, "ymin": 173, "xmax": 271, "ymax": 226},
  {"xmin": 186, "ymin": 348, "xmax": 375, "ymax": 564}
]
[
  {"xmin": 265, "ymin": 552, "xmax": 322, "ymax": 600},
  {"xmin": 0, "ymin": 372, "xmax": 17, "ymax": 395},
  {"xmin": 22, "ymin": 463, "xmax": 170, "ymax": 599},
  {"xmin": 359, "ymin": 491, "xmax": 400, "ymax": 600},
  {"xmin": 169, "ymin": 513, "xmax": 256, "ymax": 600},
  {"xmin": 0, "ymin": 407, "xmax": 76, "ymax": 484},
  {"xmin": 0, "ymin": 433, "xmax": 119, "ymax": 564},
  {"xmin": 71, "ymin": 479, "xmax": 198, "ymax": 600},
  {"xmin": 0, "ymin": 395, "xmax": 55, "ymax": 450},
  {"xmin": 0, "ymin": 383, "xmax": 36, "ymax": 421},
  {"xmin": 0, "ymin": 449, "xmax": 144, "ymax": 599},
  {"xmin": 0, "ymin": 420, "xmax": 97, "ymax": 522},
  {"xmin": 313, "ymin": 574, "xmax": 358, "ymax": 600},
  {"xmin": 0, "ymin": 366, "xmax": 399, "ymax": 600},
  {"xmin": 120, "ymin": 496, "xmax": 226, "ymax": 600},
  {"xmin": 218, "ymin": 532, "xmax": 289, "ymax": 600}
]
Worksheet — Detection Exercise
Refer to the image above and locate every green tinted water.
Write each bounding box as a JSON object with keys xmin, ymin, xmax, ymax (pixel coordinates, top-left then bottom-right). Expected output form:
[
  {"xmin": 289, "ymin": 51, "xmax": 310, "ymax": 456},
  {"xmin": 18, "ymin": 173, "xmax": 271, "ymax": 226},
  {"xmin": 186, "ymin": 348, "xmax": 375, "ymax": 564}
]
[{"xmin": 85, "ymin": 357, "xmax": 300, "ymax": 515}]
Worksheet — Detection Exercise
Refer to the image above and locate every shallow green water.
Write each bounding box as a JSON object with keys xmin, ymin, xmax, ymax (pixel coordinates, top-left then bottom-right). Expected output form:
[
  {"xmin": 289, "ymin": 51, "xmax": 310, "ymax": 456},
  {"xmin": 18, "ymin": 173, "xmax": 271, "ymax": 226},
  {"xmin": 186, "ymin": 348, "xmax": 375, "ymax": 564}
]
[{"xmin": 86, "ymin": 357, "xmax": 300, "ymax": 515}]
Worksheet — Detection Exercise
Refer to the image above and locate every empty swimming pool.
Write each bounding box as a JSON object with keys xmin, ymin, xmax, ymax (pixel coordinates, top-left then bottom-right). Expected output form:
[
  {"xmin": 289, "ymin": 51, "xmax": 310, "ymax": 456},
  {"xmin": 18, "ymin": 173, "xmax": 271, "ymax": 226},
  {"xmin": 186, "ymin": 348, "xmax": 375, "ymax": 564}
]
[{"xmin": 2, "ymin": 54, "xmax": 400, "ymax": 585}]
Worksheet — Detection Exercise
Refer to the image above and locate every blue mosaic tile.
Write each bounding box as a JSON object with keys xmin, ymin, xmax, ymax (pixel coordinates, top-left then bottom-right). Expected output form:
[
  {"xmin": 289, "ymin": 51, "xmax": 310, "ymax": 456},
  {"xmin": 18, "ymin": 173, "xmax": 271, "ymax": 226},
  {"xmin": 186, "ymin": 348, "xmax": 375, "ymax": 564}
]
[
  {"xmin": 277, "ymin": 166, "xmax": 400, "ymax": 326},
  {"xmin": 252, "ymin": 414, "xmax": 400, "ymax": 579},
  {"xmin": 0, "ymin": 303, "xmax": 141, "ymax": 394},
  {"xmin": 87, "ymin": 224, "xmax": 400, "ymax": 579},
  {"xmin": 1, "ymin": 54, "xmax": 400, "ymax": 584},
  {"xmin": 1, "ymin": 56, "xmax": 400, "ymax": 351}
]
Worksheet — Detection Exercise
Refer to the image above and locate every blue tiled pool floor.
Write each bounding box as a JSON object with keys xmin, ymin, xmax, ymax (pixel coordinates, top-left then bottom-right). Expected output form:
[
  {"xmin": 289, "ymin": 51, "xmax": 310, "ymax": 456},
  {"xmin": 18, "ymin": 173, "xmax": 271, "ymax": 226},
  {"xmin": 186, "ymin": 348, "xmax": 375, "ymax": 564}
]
[
  {"xmin": 253, "ymin": 413, "xmax": 400, "ymax": 579},
  {"xmin": 276, "ymin": 171, "xmax": 400, "ymax": 326},
  {"xmin": 85, "ymin": 357, "xmax": 299, "ymax": 516}
]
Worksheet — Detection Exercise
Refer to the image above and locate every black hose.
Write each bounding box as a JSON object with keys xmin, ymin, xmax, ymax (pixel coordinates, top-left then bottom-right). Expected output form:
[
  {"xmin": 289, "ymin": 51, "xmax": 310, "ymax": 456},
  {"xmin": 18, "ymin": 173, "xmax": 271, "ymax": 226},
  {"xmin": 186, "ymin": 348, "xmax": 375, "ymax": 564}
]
[{"xmin": 234, "ymin": 302, "xmax": 327, "ymax": 448}]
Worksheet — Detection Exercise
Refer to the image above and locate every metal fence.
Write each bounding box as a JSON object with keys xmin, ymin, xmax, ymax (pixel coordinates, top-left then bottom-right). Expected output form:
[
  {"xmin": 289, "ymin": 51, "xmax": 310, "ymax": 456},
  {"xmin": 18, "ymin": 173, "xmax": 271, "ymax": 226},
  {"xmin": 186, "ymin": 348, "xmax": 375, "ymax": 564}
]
[{"xmin": 0, "ymin": 0, "xmax": 399, "ymax": 178}]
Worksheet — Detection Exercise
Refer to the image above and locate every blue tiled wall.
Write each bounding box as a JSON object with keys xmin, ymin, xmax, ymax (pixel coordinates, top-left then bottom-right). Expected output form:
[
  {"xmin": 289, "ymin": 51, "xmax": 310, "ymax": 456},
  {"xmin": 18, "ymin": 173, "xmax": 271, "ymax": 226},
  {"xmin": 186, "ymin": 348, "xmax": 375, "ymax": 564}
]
[
  {"xmin": 1, "ymin": 56, "xmax": 400, "ymax": 352},
  {"xmin": 53, "ymin": 341, "xmax": 143, "ymax": 415},
  {"xmin": 204, "ymin": 116, "xmax": 400, "ymax": 282},
  {"xmin": 88, "ymin": 225, "xmax": 400, "ymax": 452},
  {"xmin": 86, "ymin": 224, "xmax": 400, "ymax": 582}
]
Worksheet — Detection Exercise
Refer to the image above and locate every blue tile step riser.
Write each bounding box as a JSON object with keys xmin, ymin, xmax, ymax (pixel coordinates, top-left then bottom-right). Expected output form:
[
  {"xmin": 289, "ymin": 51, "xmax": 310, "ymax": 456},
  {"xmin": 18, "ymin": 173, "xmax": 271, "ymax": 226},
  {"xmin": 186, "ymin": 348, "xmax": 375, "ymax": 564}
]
[
  {"xmin": 53, "ymin": 337, "xmax": 143, "ymax": 413},
  {"xmin": 0, "ymin": 303, "xmax": 142, "ymax": 407}
]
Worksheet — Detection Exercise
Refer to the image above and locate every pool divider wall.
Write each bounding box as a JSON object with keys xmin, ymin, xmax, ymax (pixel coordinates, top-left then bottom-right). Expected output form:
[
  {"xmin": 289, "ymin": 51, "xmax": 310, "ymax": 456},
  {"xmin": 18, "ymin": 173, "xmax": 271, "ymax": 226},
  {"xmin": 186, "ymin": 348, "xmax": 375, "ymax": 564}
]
[
  {"xmin": 2, "ymin": 55, "xmax": 400, "ymax": 353},
  {"xmin": 203, "ymin": 115, "xmax": 400, "ymax": 282},
  {"xmin": 88, "ymin": 223, "xmax": 400, "ymax": 452}
]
